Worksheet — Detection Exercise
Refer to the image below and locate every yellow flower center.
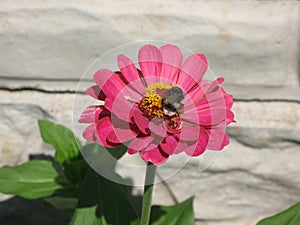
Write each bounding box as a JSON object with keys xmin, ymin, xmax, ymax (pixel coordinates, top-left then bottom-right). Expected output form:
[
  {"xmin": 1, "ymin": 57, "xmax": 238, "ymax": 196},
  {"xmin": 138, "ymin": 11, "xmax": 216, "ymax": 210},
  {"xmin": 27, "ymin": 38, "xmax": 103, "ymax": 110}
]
[
  {"xmin": 144, "ymin": 82, "xmax": 173, "ymax": 97},
  {"xmin": 139, "ymin": 95, "xmax": 164, "ymax": 118},
  {"xmin": 139, "ymin": 82, "xmax": 173, "ymax": 119}
]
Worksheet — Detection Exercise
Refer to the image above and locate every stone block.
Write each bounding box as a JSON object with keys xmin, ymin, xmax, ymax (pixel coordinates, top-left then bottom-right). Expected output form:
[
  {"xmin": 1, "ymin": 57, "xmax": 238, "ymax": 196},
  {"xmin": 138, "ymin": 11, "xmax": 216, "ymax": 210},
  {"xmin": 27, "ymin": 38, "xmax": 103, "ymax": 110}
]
[{"xmin": 0, "ymin": 0, "xmax": 298, "ymax": 90}]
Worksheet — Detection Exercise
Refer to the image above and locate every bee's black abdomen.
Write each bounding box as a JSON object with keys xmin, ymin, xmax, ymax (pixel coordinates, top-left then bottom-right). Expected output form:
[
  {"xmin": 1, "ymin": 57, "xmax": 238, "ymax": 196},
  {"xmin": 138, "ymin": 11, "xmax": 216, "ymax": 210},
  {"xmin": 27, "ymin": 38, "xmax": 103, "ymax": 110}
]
[
  {"xmin": 162, "ymin": 98, "xmax": 178, "ymax": 112},
  {"xmin": 161, "ymin": 86, "xmax": 185, "ymax": 114}
]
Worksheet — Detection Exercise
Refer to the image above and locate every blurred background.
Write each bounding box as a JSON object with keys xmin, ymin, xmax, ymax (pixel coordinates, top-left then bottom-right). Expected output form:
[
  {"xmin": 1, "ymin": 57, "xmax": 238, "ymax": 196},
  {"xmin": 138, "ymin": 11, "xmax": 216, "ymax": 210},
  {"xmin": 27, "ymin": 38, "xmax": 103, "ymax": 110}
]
[{"xmin": 0, "ymin": 0, "xmax": 299, "ymax": 224}]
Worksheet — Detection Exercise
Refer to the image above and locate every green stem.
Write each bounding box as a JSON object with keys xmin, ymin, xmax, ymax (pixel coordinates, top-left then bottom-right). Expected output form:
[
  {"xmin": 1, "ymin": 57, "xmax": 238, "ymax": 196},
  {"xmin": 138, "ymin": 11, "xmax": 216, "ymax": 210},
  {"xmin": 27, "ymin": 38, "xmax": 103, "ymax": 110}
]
[{"xmin": 140, "ymin": 162, "xmax": 157, "ymax": 225}]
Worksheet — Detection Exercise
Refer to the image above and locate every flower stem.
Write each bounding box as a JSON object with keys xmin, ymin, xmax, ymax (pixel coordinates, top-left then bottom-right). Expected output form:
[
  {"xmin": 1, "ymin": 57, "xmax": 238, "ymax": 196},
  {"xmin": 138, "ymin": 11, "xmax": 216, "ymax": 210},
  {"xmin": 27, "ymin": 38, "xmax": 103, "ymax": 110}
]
[{"xmin": 140, "ymin": 162, "xmax": 157, "ymax": 225}]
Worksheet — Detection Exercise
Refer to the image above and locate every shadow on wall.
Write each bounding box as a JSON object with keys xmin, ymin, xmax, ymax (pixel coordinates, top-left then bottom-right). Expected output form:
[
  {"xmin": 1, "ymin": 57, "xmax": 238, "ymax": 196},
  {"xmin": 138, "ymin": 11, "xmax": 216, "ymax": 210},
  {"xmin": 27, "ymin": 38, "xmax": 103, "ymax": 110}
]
[{"xmin": 0, "ymin": 196, "xmax": 72, "ymax": 225}]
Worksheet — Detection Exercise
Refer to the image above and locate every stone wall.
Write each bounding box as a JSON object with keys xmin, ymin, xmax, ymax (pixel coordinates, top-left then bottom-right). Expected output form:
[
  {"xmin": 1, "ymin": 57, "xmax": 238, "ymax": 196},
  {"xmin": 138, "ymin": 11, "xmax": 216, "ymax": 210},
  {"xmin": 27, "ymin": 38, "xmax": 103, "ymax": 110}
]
[{"xmin": 0, "ymin": 1, "xmax": 299, "ymax": 224}]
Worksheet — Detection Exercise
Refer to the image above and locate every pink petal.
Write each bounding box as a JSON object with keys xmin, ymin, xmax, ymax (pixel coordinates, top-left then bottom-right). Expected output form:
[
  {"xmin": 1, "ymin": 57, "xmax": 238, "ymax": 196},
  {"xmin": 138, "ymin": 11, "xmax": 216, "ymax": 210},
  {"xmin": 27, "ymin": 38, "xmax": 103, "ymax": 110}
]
[
  {"xmin": 199, "ymin": 77, "xmax": 224, "ymax": 96},
  {"xmin": 221, "ymin": 88, "xmax": 233, "ymax": 110},
  {"xmin": 188, "ymin": 91, "xmax": 226, "ymax": 127},
  {"xmin": 207, "ymin": 128, "xmax": 230, "ymax": 150},
  {"xmin": 182, "ymin": 80, "xmax": 232, "ymax": 127},
  {"xmin": 159, "ymin": 44, "xmax": 182, "ymax": 83},
  {"xmin": 104, "ymin": 97, "xmax": 114, "ymax": 112},
  {"xmin": 180, "ymin": 124, "xmax": 201, "ymax": 141},
  {"xmin": 149, "ymin": 118, "xmax": 167, "ymax": 137},
  {"xmin": 195, "ymin": 89, "xmax": 228, "ymax": 127},
  {"xmin": 128, "ymin": 136, "xmax": 154, "ymax": 152},
  {"xmin": 85, "ymin": 85, "xmax": 105, "ymax": 100},
  {"xmin": 182, "ymin": 107, "xmax": 227, "ymax": 127},
  {"xmin": 94, "ymin": 69, "xmax": 114, "ymax": 90},
  {"xmin": 140, "ymin": 147, "xmax": 169, "ymax": 165},
  {"xmin": 94, "ymin": 69, "xmax": 138, "ymax": 104},
  {"xmin": 219, "ymin": 87, "xmax": 235, "ymax": 125},
  {"xmin": 107, "ymin": 128, "xmax": 136, "ymax": 144},
  {"xmin": 138, "ymin": 45, "xmax": 162, "ymax": 85},
  {"xmin": 200, "ymin": 108, "xmax": 227, "ymax": 127},
  {"xmin": 131, "ymin": 109, "xmax": 150, "ymax": 135},
  {"xmin": 144, "ymin": 142, "xmax": 159, "ymax": 151},
  {"xmin": 181, "ymin": 105, "xmax": 200, "ymax": 125},
  {"xmin": 226, "ymin": 111, "xmax": 235, "ymax": 125},
  {"xmin": 97, "ymin": 70, "xmax": 126, "ymax": 98},
  {"xmin": 160, "ymin": 135, "xmax": 179, "ymax": 155},
  {"xmin": 177, "ymin": 54, "xmax": 208, "ymax": 93},
  {"xmin": 94, "ymin": 114, "xmax": 138, "ymax": 144},
  {"xmin": 104, "ymin": 86, "xmax": 139, "ymax": 123},
  {"xmin": 95, "ymin": 117, "xmax": 119, "ymax": 147},
  {"xmin": 128, "ymin": 148, "xmax": 138, "ymax": 155},
  {"xmin": 173, "ymin": 141, "xmax": 188, "ymax": 154},
  {"xmin": 78, "ymin": 106, "xmax": 107, "ymax": 123},
  {"xmin": 184, "ymin": 128, "xmax": 209, "ymax": 156},
  {"xmin": 183, "ymin": 78, "xmax": 224, "ymax": 108},
  {"xmin": 195, "ymin": 87, "xmax": 227, "ymax": 112},
  {"xmin": 82, "ymin": 124, "xmax": 97, "ymax": 142},
  {"xmin": 104, "ymin": 96, "xmax": 131, "ymax": 122},
  {"xmin": 118, "ymin": 54, "xmax": 146, "ymax": 94}
]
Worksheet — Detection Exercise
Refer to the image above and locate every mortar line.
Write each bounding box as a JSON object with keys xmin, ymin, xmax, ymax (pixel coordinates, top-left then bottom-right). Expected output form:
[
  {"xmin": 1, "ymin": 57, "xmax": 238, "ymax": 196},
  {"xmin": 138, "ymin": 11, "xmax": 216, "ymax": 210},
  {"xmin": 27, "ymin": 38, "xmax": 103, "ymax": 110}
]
[{"xmin": 0, "ymin": 86, "xmax": 300, "ymax": 104}]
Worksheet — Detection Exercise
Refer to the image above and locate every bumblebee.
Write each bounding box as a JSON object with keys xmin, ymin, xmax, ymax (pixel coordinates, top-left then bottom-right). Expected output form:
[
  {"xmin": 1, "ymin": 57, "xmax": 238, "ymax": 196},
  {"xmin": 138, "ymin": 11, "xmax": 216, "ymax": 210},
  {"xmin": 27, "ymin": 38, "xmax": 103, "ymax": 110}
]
[{"xmin": 161, "ymin": 86, "xmax": 184, "ymax": 116}]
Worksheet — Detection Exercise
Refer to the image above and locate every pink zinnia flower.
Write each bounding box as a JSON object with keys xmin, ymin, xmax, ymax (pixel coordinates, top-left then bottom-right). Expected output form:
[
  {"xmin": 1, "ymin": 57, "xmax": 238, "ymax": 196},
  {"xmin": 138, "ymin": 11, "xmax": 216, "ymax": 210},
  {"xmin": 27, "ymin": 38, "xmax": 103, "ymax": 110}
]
[{"xmin": 79, "ymin": 44, "xmax": 234, "ymax": 165}]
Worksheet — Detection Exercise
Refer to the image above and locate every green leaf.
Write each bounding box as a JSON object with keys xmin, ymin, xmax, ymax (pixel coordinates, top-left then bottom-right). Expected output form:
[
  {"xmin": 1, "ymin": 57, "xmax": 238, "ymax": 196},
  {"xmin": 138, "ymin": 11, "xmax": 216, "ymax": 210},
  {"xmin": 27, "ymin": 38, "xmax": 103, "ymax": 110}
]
[
  {"xmin": 44, "ymin": 196, "xmax": 78, "ymax": 210},
  {"xmin": 105, "ymin": 144, "xmax": 128, "ymax": 160},
  {"xmin": 80, "ymin": 143, "xmax": 127, "ymax": 184},
  {"xmin": 71, "ymin": 168, "xmax": 140, "ymax": 225},
  {"xmin": 83, "ymin": 142, "xmax": 128, "ymax": 160},
  {"xmin": 0, "ymin": 160, "xmax": 67, "ymax": 199},
  {"xmin": 63, "ymin": 156, "xmax": 89, "ymax": 184},
  {"xmin": 150, "ymin": 197, "xmax": 195, "ymax": 225},
  {"xmin": 38, "ymin": 120, "xmax": 81, "ymax": 164},
  {"xmin": 256, "ymin": 202, "xmax": 300, "ymax": 225}
]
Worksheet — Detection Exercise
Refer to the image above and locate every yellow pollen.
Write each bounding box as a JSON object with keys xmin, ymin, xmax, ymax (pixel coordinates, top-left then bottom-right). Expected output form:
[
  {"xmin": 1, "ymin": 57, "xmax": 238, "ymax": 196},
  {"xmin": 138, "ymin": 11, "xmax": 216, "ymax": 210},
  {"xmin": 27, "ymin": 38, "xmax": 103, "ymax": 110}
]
[{"xmin": 144, "ymin": 82, "xmax": 174, "ymax": 97}]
